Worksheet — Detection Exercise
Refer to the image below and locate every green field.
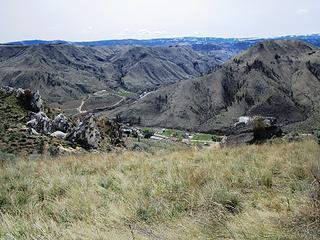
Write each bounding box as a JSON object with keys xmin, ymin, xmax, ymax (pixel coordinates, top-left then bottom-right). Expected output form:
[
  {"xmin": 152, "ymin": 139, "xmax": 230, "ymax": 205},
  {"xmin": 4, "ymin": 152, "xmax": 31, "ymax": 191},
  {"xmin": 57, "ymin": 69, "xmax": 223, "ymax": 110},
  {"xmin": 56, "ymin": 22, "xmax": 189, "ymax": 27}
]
[{"xmin": 156, "ymin": 128, "xmax": 222, "ymax": 142}]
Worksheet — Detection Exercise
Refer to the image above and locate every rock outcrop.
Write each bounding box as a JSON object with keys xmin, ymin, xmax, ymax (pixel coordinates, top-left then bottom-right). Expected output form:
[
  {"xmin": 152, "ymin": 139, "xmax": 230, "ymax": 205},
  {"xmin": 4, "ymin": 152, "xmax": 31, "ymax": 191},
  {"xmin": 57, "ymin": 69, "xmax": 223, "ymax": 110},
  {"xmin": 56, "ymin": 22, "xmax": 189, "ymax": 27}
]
[
  {"xmin": 50, "ymin": 131, "xmax": 67, "ymax": 140},
  {"xmin": 52, "ymin": 113, "xmax": 70, "ymax": 133},
  {"xmin": 31, "ymin": 90, "xmax": 43, "ymax": 112},
  {"xmin": 66, "ymin": 115, "xmax": 101, "ymax": 149},
  {"xmin": 26, "ymin": 112, "xmax": 52, "ymax": 134},
  {"xmin": 97, "ymin": 117, "xmax": 124, "ymax": 147},
  {"xmin": 15, "ymin": 88, "xmax": 26, "ymax": 99},
  {"xmin": 0, "ymin": 86, "xmax": 124, "ymax": 153}
]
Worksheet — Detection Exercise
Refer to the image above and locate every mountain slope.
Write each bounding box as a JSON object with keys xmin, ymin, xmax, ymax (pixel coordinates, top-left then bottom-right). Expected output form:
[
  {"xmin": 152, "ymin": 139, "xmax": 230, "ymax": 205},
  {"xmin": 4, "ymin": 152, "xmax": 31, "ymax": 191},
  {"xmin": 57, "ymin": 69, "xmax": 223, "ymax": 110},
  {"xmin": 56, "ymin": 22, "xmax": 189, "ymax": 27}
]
[
  {"xmin": 0, "ymin": 44, "xmax": 218, "ymax": 104},
  {"xmin": 107, "ymin": 40, "xmax": 320, "ymax": 132}
]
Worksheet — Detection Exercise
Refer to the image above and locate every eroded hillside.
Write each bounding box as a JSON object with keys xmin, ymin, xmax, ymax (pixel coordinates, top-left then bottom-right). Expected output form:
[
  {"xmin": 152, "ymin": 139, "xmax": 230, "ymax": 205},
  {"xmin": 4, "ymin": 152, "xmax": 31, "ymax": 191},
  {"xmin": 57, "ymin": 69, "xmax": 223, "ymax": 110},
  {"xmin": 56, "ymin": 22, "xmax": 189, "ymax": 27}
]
[
  {"xmin": 0, "ymin": 44, "xmax": 219, "ymax": 107},
  {"xmin": 108, "ymin": 40, "xmax": 320, "ymax": 132}
]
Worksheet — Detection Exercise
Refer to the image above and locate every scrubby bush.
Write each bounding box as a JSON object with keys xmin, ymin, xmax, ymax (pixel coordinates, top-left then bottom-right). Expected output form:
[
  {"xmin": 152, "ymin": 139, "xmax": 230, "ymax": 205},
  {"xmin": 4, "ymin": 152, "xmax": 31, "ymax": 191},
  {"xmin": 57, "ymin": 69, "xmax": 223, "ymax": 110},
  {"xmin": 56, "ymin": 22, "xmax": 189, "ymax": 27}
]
[
  {"xmin": 142, "ymin": 128, "xmax": 154, "ymax": 138},
  {"xmin": 253, "ymin": 116, "xmax": 266, "ymax": 140},
  {"xmin": 17, "ymin": 89, "xmax": 33, "ymax": 110}
]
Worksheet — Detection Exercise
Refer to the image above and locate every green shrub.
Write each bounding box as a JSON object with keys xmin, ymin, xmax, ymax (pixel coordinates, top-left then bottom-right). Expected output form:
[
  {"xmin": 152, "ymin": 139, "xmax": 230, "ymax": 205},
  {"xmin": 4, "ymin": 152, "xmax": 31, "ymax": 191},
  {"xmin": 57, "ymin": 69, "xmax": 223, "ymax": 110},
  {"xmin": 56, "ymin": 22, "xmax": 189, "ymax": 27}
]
[
  {"xmin": 142, "ymin": 129, "xmax": 155, "ymax": 139},
  {"xmin": 253, "ymin": 116, "xmax": 266, "ymax": 140}
]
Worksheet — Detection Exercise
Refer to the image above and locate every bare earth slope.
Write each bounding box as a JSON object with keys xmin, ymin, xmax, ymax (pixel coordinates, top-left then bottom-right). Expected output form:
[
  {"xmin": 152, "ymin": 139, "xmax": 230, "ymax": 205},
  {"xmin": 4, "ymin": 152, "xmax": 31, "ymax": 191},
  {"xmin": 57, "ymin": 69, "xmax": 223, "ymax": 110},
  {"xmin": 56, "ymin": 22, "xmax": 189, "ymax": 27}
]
[
  {"xmin": 0, "ymin": 44, "xmax": 218, "ymax": 104},
  {"xmin": 107, "ymin": 40, "xmax": 320, "ymax": 132}
]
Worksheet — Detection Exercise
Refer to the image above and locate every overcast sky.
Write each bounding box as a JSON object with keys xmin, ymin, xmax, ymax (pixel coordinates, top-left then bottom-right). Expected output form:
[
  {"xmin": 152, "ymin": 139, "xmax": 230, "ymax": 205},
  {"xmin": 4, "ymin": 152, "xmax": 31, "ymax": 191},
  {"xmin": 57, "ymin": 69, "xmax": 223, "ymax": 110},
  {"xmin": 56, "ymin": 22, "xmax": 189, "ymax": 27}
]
[{"xmin": 1, "ymin": 0, "xmax": 319, "ymax": 42}]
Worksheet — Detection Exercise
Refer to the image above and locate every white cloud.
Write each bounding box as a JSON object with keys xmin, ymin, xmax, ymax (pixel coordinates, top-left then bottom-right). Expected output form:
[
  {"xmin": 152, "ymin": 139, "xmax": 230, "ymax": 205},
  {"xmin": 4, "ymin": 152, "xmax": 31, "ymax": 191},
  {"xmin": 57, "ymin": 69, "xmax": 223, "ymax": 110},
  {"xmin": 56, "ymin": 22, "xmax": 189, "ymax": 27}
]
[
  {"xmin": 138, "ymin": 29, "xmax": 168, "ymax": 36},
  {"xmin": 296, "ymin": 9, "xmax": 309, "ymax": 15}
]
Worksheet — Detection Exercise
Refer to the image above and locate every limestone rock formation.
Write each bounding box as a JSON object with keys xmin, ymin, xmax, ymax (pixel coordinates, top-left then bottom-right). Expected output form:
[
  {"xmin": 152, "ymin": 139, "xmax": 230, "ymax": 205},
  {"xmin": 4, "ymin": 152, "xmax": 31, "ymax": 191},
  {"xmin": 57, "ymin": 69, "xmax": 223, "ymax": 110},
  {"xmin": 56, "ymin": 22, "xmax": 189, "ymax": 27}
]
[
  {"xmin": 1, "ymin": 86, "xmax": 124, "ymax": 154},
  {"xmin": 50, "ymin": 131, "xmax": 67, "ymax": 140},
  {"xmin": 2, "ymin": 86, "xmax": 42, "ymax": 113},
  {"xmin": 31, "ymin": 90, "xmax": 43, "ymax": 112},
  {"xmin": 26, "ymin": 112, "xmax": 52, "ymax": 134},
  {"xmin": 52, "ymin": 113, "xmax": 70, "ymax": 133},
  {"xmin": 96, "ymin": 117, "xmax": 124, "ymax": 147},
  {"xmin": 66, "ymin": 115, "xmax": 101, "ymax": 149},
  {"xmin": 15, "ymin": 88, "xmax": 25, "ymax": 99}
]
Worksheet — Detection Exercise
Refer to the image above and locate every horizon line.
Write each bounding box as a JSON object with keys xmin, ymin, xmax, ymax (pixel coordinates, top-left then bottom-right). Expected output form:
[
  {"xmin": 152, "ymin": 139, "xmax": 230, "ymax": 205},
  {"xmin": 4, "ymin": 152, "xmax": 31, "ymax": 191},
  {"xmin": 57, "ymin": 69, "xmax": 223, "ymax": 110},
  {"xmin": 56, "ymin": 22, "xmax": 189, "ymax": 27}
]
[{"xmin": 2, "ymin": 33, "xmax": 320, "ymax": 44}]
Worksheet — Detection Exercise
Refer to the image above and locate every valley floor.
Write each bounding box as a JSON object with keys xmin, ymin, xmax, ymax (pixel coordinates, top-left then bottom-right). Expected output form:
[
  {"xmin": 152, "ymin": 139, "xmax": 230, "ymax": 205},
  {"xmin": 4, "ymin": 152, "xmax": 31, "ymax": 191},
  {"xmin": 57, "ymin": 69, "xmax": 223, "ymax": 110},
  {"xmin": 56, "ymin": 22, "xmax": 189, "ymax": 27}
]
[{"xmin": 0, "ymin": 141, "xmax": 320, "ymax": 239}]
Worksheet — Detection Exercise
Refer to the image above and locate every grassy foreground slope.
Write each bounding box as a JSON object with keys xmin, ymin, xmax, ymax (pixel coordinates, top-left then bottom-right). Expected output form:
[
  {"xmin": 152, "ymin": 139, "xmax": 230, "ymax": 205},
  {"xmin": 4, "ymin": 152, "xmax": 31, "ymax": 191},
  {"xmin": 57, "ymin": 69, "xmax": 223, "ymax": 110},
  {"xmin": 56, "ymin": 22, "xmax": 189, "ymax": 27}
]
[{"xmin": 0, "ymin": 141, "xmax": 320, "ymax": 239}]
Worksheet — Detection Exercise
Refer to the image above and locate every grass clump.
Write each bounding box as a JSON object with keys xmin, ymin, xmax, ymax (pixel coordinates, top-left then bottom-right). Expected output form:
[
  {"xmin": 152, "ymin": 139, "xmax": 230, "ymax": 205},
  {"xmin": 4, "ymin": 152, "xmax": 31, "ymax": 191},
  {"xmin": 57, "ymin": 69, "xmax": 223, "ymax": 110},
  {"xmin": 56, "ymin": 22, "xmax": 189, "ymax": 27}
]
[{"xmin": 0, "ymin": 140, "xmax": 319, "ymax": 239}]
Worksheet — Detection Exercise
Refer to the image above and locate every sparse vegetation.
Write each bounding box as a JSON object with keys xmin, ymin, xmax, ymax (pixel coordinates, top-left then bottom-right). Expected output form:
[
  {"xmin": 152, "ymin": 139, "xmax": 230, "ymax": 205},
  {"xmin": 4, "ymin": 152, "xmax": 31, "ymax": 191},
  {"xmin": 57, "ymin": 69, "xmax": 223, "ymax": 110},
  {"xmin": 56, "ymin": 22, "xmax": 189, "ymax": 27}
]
[{"xmin": 0, "ymin": 140, "xmax": 319, "ymax": 239}]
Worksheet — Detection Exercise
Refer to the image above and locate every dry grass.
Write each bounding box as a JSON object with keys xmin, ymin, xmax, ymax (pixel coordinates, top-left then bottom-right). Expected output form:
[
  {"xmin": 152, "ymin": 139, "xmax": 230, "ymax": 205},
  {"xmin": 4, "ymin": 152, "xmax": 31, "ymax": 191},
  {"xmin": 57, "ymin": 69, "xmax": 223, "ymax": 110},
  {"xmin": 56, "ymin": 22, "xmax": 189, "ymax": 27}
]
[{"xmin": 0, "ymin": 141, "xmax": 319, "ymax": 239}]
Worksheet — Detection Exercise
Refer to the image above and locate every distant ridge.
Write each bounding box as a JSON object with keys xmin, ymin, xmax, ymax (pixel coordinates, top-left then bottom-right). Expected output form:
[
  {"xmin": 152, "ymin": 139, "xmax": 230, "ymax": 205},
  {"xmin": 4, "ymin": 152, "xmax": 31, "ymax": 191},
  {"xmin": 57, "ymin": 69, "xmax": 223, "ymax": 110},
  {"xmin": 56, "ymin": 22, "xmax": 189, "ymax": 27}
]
[{"xmin": 5, "ymin": 34, "xmax": 320, "ymax": 47}]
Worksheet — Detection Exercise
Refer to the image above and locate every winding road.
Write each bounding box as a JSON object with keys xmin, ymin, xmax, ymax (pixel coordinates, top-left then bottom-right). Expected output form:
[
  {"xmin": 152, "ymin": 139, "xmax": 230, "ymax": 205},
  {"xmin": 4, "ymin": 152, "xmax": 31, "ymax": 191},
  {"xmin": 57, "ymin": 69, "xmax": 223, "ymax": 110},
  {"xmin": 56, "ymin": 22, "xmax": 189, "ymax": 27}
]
[
  {"xmin": 75, "ymin": 89, "xmax": 154, "ymax": 115},
  {"xmin": 89, "ymin": 97, "xmax": 125, "ymax": 113},
  {"xmin": 77, "ymin": 98, "xmax": 88, "ymax": 114},
  {"xmin": 76, "ymin": 94, "xmax": 125, "ymax": 114}
]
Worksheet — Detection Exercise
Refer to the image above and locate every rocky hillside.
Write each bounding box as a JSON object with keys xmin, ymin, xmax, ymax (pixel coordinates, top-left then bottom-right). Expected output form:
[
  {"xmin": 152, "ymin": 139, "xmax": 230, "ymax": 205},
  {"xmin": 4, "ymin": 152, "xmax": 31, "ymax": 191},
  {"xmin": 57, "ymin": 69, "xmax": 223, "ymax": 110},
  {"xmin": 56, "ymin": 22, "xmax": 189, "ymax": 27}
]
[
  {"xmin": 106, "ymin": 40, "xmax": 320, "ymax": 133},
  {"xmin": 0, "ymin": 44, "xmax": 219, "ymax": 105},
  {"xmin": 0, "ymin": 86, "xmax": 123, "ymax": 156}
]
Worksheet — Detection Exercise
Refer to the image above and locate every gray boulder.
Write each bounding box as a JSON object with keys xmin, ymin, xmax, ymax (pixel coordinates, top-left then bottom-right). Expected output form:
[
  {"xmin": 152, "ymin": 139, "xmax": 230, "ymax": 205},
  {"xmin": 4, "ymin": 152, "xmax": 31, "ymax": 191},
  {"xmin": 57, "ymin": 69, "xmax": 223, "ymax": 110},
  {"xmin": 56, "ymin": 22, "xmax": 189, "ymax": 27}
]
[
  {"xmin": 26, "ymin": 112, "xmax": 52, "ymax": 134},
  {"xmin": 66, "ymin": 115, "xmax": 101, "ymax": 149},
  {"xmin": 96, "ymin": 117, "xmax": 124, "ymax": 147},
  {"xmin": 15, "ymin": 88, "xmax": 25, "ymax": 99},
  {"xmin": 50, "ymin": 131, "xmax": 67, "ymax": 140},
  {"xmin": 52, "ymin": 113, "xmax": 70, "ymax": 132},
  {"xmin": 31, "ymin": 90, "xmax": 43, "ymax": 112}
]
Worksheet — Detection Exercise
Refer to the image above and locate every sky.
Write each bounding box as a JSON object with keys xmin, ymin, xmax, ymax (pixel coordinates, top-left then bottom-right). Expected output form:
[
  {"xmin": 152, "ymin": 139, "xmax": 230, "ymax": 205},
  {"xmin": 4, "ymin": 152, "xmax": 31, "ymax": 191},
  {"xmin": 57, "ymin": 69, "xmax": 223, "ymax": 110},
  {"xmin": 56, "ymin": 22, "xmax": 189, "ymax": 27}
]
[{"xmin": 0, "ymin": 0, "xmax": 319, "ymax": 42}]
